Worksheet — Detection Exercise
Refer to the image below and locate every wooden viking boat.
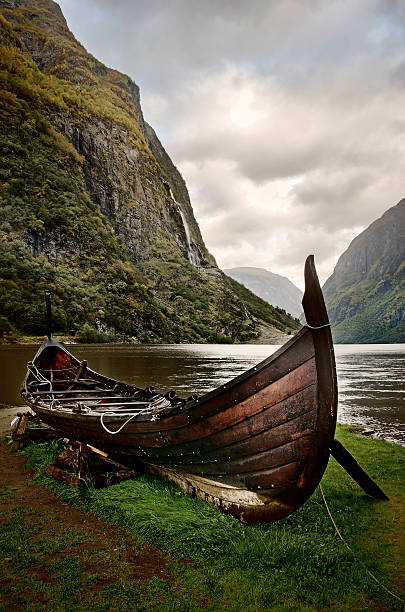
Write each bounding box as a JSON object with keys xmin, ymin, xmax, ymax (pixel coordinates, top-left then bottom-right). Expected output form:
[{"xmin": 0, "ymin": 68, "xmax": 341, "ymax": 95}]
[{"xmin": 21, "ymin": 256, "xmax": 387, "ymax": 523}]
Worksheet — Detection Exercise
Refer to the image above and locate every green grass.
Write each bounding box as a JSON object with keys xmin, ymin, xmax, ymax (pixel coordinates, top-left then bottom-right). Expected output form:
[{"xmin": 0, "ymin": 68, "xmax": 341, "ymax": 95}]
[
  {"xmin": 0, "ymin": 505, "xmax": 206, "ymax": 611},
  {"xmin": 15, "ymin": 426, "xmax": 405, "ymax": 611}
]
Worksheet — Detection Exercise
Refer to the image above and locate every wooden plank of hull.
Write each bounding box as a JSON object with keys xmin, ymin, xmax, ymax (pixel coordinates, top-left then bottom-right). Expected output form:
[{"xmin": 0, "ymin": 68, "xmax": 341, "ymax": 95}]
[
  {"xmin": 31, "ymin": 404, "xmax": 311, "ymax": 490},
  {"xmin": 144, "ymin": 385, "xmax": 317, "ymax": 463},
  {"xmin": 29, "ymin": 328, "xmax": 315, "ymax": 436},
  {"xmin": 150, "ymin": 391, "xmax": 318, "ymax": 465},
  {"xmin": 151, "ymin": 411, "xmax": 316, "ymax": 476},
  {"xmin": 96, "ymin": 357, "xmax": 317, "ymax": 451},
  {"xmin": 180, "ymin": 442, "xmax": 309, "ymax": 488},
  {"xmin": 160, "ymin": 358, "xmax": 317, "ymax": 446},
  {"xmin": 241, "ymin": 461, "xmax": 303, "ymax": 489},
  {"xmin": 123, "ymin": 329, "xmax": 316, "ymax": 433}
]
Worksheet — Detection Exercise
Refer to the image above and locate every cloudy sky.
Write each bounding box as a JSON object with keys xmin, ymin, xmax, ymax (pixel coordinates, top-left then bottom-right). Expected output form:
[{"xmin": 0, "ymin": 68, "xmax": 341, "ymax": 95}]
[{"xmin": 58, "ymin": 0, "xmax": 405, "ymax": 288}]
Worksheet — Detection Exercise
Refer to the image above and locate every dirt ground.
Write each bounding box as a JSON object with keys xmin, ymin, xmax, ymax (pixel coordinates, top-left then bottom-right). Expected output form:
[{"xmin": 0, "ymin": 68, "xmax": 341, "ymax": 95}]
[
  {"xmin": 0, "ymin": 444, "xmax": 172, "ymax": 572},
  {"xmin": 0, "ymin": 408, "xmax": 181, "ymax": 610}
]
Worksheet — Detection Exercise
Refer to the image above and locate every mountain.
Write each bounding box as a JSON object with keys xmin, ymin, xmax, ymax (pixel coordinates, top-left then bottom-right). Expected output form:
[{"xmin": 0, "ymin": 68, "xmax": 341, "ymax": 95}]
[
  {"xmin": 0, "ymin": 0, "xmax": 300, "ymax": 343},
  {"xmin": 223, "ymin": 267, "xmax": 303, "ymax": 318},
  {"xmin": 323, "ymin": 199, "xmax": 405, "ymax": 343}
]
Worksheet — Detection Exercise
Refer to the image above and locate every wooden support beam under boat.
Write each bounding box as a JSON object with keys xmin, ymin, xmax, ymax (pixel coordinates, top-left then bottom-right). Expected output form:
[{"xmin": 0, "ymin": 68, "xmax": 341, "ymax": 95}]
[
  {"xmin": 44, "ymin": 441, "xmax": 142, "ymax": 488},
  {"xmin": 329, "ymin": 439, "xmax": 388, "ymax": 500}
]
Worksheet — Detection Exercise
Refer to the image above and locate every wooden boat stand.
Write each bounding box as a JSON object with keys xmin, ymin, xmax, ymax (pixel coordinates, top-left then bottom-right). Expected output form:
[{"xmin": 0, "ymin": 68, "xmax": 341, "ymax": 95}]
[
  {"xmin": 10, "ymin": 412, "xmax": 57, "ymax": 452},
  {"xmin": 44, "ymin": 442, "xmax": 142, "ymax": 489},
  {"xmin": 11, "ymin": 413, "xmax": 142, "ymax": 488},
  {"xmin": 11, "ymin": 412, "xmax": 387, "ymax": 500}
]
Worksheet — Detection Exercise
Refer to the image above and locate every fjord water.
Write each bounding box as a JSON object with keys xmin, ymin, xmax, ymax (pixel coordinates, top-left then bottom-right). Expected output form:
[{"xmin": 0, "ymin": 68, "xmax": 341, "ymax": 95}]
[{"xmin": 0, "ymin": 343, "xmax": 404, "ymax": 445}]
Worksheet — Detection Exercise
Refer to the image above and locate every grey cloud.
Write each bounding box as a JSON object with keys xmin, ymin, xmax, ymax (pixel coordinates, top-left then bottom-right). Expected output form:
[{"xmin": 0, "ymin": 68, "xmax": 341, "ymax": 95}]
[
  {"xmin": 172, "ymin": 133, "xmax": 326, "ymax": 183},
  {"xmin": 194, "ymin": 177, "xmax": 244, "ymax": 216},
  {"xmin": 170, "ymin": 97, "xmax": 405, "ymax": 187},
  {"xmin": 293, "ymin": 169, "xmax": 373, "ymax": 210},
  {"xmin": 212, "ymin": 208, "xmax": 281, "ymax": 243},
  {"xmin": 276, "ymin": 231, "xmax": 337, "ymax": 269},
  {"xmin": 59, "ymin": 0, "xmax": 404, "ymax": 90}
]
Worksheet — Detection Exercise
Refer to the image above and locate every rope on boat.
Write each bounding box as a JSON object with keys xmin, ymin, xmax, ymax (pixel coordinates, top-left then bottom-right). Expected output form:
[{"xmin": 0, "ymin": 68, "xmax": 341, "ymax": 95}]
[
  {"xmin": 319, "ymin": 484, "xmax": 404, "ymax": 604},
  {"xmin": 100, "ymin": 411, "xmax": 140, "ymax": 435},
  {"xmin": 27, "ymin": 363, "xmax": 53, "ymax": 394},
  {"xmin": 28, "ymin": 363, "xmax": 51, "ymax": 385},
  {"xmin": 305, "ymin": 323, "xmax": 331, "ymax": 330}
]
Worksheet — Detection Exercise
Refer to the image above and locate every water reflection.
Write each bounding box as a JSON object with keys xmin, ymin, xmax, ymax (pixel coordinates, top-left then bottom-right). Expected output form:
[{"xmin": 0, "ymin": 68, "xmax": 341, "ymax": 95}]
[{"xmin": 0, "ymin": 342, "xmax": 403, "ymax": 445}]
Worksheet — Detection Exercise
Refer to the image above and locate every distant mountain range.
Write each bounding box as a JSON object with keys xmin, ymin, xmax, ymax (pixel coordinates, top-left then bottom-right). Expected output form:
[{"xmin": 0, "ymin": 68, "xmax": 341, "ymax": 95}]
[
  {"xmin": 323, "ymin": 199, "xmax": 405, "ymax": 343},
  {"xmin": 223, "ymin": 268, "xmax": 303, "ymax": 318}
]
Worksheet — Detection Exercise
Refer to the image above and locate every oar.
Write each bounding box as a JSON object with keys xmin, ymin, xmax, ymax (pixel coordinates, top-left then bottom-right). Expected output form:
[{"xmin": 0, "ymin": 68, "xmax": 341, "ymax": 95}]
[{"xmin": 329, "ymin": 439, "xmax": 388, "ymax": 500}]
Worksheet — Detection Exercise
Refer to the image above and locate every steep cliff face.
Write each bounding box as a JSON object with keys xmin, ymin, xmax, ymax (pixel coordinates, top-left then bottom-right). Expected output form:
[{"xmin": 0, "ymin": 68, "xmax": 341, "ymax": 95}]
[
  {"xmin": 323, "ymin": 199, "xmax": 405, "ymax": 343},
  {"xmin": 223, "ymin": 267, "xmax": 303, "ymax": 318},
  {"xmin": 0, "ymin": 0, "xmax": 300, "ymax": 341},
  {"xmin": 0, "ymin": 0, "xmax": 208, "ymax": 268}
]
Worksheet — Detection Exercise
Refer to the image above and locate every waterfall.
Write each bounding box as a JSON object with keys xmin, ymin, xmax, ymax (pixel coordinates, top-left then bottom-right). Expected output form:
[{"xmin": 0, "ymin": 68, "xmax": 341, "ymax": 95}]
[
  {"xmin": 169, "ymin": 188, "xmax": 199, "ymax": 266},
  {"xmin": 177, "ymin": 205, "xmax": 200, "ymax": 266}
]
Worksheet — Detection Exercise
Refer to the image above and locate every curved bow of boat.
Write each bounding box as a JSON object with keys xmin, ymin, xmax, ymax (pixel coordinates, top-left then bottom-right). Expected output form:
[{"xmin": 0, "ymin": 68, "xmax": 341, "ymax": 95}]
[
  {"xmin": 286, "ymin": 254, "xmax": 338, "ymax": 507},
  {"xmin": 302, "ymin": 254, "xmax": 338, "ymax": 438}
]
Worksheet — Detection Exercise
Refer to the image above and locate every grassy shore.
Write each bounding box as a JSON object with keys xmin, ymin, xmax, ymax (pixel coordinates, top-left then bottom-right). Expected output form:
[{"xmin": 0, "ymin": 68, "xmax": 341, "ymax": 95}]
[
  {"xmin": 0, "ymin": 335, "xmax": 73, "ymax": 345},
  {"xmin": 1, "ymin": 425, "xmax": 404, "ymax": 611}
]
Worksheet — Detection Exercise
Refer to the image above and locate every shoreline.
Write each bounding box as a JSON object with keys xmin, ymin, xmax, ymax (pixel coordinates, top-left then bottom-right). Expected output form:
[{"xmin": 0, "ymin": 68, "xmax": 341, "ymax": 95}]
[
  {"xmin": 0, "ymin": 334, "xmax": 293, "ymax": 346},
  {"xmin": 1, "ymin": 335, "xmax": 405, "ymax": 346}
]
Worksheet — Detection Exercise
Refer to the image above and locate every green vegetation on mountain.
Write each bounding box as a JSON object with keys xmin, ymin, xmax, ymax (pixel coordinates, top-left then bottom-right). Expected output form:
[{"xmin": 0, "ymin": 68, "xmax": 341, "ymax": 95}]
[
  {"xmin": 0, "ymin": 1, "xmax": 300, "ymax": 343},
  {"xmin": 0, "ymin": 8, "xmax": 145, "ymax": 143},
  {"xmin": 327, "ymin": 277, "xmax": 405, "ymax": 344},
  {"xmin": 324, "ymin": 200, "xmax": 405, "ymax": 343},
  {"xmin": 0, "ymin": 87, "xmax": 170, "ymax": 341}
]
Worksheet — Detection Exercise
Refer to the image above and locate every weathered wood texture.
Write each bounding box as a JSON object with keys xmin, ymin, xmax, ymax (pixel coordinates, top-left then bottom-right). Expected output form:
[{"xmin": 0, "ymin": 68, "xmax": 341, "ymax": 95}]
[{"xmin": 44, "ymin": 442, "xmax": 142, "ymax": 489}]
